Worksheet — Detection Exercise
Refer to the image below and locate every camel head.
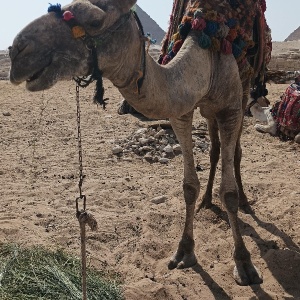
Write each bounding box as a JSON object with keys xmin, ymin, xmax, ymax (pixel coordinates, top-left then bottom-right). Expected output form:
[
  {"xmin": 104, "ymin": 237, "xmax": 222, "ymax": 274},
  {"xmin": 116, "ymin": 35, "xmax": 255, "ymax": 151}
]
[{"xmin": 9, "ymin": 0, "xmax": 137, "ymax": 91}]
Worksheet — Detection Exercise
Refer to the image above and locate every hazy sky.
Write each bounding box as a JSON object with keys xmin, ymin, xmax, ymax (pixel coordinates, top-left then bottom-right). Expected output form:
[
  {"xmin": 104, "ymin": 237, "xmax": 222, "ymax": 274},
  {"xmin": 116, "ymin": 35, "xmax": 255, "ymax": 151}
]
[{"xmin": 0, "ymin": 0, "xmax": 298, "ymax": 49}]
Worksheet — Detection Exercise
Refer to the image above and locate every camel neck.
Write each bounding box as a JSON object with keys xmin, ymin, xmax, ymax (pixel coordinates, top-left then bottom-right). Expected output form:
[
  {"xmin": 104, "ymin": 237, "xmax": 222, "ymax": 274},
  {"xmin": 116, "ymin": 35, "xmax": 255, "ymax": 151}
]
[{"xmin": 100, "ymin": 17, "xmax": 212, "ymax": 119}]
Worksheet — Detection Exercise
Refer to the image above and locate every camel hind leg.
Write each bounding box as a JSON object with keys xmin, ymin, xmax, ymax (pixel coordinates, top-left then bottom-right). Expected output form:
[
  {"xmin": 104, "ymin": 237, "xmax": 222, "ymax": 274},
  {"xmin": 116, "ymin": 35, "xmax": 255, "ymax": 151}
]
[
  {"xmin": 217, "ymin": 107, "xmax": 262, "ymax": 285},
  {"xmin": 197, "ymin": 117, "xmax": 250, "ymax": 212},
  {"xmin": 168, "ymin": 111, "xmax": 199, "ymax": 269},
  {"xmin": 198, "ymin": 118, "xmax": 220, "ymax": 210}
]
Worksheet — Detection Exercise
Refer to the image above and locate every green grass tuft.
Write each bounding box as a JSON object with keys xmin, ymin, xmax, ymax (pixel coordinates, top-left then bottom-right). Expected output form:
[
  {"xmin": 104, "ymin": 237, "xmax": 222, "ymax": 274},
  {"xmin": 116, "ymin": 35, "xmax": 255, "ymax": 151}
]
[{"xmin": 0, "ymin": 244, "xmax": 124, "ymax": 300}]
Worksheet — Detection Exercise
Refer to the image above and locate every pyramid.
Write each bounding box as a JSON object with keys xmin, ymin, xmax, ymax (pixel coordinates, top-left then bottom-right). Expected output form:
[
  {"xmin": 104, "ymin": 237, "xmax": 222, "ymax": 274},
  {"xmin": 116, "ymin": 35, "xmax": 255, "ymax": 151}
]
[
  {"xmin": 135, "ymin": 5, "xmax": 166, "ymax": 44},
  {"xmin": 285, "ymin": 27, "xmax": 300, "ymax": 41}
]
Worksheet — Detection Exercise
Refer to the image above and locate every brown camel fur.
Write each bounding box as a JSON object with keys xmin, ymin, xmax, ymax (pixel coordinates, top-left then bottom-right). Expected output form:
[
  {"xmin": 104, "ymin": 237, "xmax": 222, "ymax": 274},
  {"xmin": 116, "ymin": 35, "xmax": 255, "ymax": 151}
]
[{"xmin": 9, "ymin": 0, "xmax": 264, "ymax": 285}]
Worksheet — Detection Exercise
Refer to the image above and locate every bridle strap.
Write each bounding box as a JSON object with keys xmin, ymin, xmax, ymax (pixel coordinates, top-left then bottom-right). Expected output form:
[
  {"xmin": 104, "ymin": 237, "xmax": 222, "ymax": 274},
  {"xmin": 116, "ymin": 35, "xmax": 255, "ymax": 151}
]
[{"xmin": 63, "ymin": 10, "xmax": 146, "ymax": 102}]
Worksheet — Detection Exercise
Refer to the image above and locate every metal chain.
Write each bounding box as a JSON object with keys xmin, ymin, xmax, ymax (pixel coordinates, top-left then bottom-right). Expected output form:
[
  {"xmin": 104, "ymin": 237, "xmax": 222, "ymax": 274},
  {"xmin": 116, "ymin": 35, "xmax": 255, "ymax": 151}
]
[
  {"xmin": 75, "ymin": 82, "xmax": 98, "ymax": 300},
  {"xmin": 76, "ymin": 83, "xmax": 85, "ymax": 203},
  {"xmin": 75, "ymin": 82, "xmax": 88, "ymax": 300}
]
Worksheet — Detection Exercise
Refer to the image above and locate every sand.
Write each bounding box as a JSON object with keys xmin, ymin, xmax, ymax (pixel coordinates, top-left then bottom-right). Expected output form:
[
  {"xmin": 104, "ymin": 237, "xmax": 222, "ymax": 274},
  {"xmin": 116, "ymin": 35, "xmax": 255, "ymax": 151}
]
[{"xmin": 0, "ymin": 78, "xmax": 299, "ymax": 299}]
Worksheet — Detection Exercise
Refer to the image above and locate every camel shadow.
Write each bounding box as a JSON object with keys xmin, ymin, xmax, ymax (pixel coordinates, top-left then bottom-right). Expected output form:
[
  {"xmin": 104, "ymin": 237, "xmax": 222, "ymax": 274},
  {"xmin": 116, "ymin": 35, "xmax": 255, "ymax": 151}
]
[
  {"xmin": 192, "ymin": 263, "xmax": 231, "ymax": 300},
  {"xmin": 203, "ymin": 205, "xmax": 300, "ymax": 299},
  {"xmin": 241, "ymin": 213, "xmax": 300, "ymax": 299}
]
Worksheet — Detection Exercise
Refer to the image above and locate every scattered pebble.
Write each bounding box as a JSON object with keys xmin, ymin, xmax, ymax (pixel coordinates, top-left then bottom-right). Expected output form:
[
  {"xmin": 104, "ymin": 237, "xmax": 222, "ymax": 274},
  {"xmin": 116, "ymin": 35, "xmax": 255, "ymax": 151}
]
[
  {"xmin": 151, "ymin": 195, "xmax": 167, "ymax": 204},
  {"xmin": 111, "ymin": 124, "xmax": 209, "ymax": 163},
  {"xmin": 3, "ymin": 112, "xmax": 11, "ymax": 116},
  {"xmin": 112, "ymin": 145, "xmax": 123, "ymax": 154}
]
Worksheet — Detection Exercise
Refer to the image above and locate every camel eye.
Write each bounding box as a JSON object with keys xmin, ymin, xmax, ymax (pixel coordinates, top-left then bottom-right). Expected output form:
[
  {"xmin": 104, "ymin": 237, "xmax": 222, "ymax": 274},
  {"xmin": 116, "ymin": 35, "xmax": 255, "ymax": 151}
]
[{"xmin": 89, "ymin": 20, "xmax": 102, "ymax": 28}]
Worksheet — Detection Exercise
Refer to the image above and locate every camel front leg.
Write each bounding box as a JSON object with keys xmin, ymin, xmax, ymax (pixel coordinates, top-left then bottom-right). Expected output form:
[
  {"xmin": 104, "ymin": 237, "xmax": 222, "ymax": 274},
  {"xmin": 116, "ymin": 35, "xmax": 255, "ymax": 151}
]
[
  {"xmin": 217, "ymin": 109, "xmax": 262, "ymax": 285},
  {"xmin": 168, "ymin": 111, "xmax": 199, "ymax": 269}
]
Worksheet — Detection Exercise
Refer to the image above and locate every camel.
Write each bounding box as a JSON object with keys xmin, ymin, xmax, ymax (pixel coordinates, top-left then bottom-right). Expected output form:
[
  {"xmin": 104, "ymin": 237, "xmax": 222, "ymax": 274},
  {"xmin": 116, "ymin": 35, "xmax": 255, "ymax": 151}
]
[
  {"xmin": 9, "ymin": 0, "xmax": 266, "ymax": 285},
  {"xmin": 247, "ymin": 85, "xmax": 300, "ymax": 144}
]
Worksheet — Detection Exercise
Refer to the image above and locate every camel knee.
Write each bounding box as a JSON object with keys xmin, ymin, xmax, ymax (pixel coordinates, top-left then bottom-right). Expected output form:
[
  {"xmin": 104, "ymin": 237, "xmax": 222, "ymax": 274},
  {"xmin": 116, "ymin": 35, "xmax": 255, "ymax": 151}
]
[
  {"xmin": 222, "ymin": 191, "xmax": 239, "ymax": 213},
  {"xmin": 183, "ymin": 182, "xmax": 199, "ymax": 205}
]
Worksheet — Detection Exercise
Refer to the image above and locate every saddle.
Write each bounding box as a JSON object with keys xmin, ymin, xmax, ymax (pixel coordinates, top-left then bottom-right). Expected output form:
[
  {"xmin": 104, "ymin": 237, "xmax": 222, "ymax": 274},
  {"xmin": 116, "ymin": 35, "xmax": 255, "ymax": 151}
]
[
  {"xmin": 159, "ymin": 0, "xmax": 271, "ymax": 90},
  {"xmin": 271, "ymin": 84, "xmax": 300, "ymax": 138}
]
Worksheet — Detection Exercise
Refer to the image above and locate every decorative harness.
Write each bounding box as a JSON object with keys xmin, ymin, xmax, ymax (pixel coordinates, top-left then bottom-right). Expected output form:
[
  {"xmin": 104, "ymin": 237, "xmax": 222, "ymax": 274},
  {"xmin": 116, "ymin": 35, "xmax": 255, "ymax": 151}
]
[{"xmin": 47, "ymin": 3, "xmax": 147, "ymax": 108}]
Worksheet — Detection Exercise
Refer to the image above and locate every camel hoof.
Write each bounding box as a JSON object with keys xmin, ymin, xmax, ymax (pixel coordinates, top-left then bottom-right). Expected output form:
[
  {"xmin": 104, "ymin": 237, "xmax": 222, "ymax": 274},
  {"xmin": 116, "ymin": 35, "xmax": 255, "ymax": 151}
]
[
  {"xmin": 233, "ymin": 264, "xmax": 263, "ymax": 286},
  {"xmin": 168, "ymin": 252, "xmax": 197, "ymax": 270},
  {"xmin": 118, "ymin": 99, "xmax": 139, "ymax": 115}
]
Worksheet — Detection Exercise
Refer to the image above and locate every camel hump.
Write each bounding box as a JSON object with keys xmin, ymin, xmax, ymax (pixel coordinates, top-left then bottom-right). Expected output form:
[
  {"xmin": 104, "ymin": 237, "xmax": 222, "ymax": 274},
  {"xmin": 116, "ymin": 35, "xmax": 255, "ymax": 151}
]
[{"xmin": 159, "ymin": 0, "xmax": 271, "ymax": 82}]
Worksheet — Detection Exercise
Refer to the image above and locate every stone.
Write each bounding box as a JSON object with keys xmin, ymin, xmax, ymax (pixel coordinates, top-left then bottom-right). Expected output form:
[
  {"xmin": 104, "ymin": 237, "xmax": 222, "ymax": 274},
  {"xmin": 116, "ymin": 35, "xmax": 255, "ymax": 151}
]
[
  {"xmin": 159, "ymin": 158, "xmax": 169, "ymax": 164},
  {"xmin": 151, "ymin": 195, "xmax": 167, "ymax": 204},
  {"xmin": 163, "ymin": 144, "xmax": 173, "ymax": 153},
  {"xmin": 112, "ymin": 145, "xmax": 123, "ymax": 154},
  {"xmin": 173, "ymin": 144, "xmax": 182, "ymax": 153}
]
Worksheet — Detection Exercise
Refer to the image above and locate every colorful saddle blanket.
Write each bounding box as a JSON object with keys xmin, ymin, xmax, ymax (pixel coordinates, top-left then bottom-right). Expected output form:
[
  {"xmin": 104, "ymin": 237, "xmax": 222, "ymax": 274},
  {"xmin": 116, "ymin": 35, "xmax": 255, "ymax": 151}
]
[
  {"xmin": 159, "ymin": 0, "xmax": 271, "ymax": 79},
  {"xmin": 271, "ymin": 84, "xmax": 300, "ymax": 136}
]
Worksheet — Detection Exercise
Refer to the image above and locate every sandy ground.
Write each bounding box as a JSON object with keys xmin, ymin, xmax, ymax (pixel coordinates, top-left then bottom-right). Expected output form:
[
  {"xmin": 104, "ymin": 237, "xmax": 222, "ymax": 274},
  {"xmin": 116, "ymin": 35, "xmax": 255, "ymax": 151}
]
[{"xmin": 0, "ymin": 79, "xmax": 299, "ymax": 300}]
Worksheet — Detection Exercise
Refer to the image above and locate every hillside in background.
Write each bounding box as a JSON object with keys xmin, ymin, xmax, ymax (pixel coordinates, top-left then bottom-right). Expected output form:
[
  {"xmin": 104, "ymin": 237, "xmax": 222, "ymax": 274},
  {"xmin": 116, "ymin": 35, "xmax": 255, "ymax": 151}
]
[
  {"xmin": 135, "ymin": 5, "xmax": 166, "ymax": 45},
  {"xmin": 285, "ymin": 26, "xmax": 300, "ymax": 42}
]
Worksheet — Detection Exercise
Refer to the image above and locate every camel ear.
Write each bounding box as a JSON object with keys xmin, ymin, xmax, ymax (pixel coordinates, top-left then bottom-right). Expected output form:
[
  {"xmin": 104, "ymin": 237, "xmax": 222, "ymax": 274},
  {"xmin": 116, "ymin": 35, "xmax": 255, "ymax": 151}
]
[{"xmin": 114, "ymin": 0, "xmax": 137, "ymax": 14}]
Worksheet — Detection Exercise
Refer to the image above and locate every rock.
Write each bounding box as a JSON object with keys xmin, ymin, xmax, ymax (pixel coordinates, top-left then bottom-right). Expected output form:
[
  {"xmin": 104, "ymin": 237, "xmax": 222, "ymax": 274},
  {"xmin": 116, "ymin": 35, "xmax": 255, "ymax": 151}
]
[
  {"xmin": 159, "ymin": 138, "xmax": 168, "ymax": 145},
  {"xmin": 144, "ymin": 152, "xmax": 153, "ymax": 162},
  {"xmin": 163, "ymin": 144, "xmax": 173, "ymax": 153},
  {"xmin": 155, "ymin": 129, "xmax": 166, "ymax": 138},
  {"xmin": 138, "ymin": 138, "xmax": 149, "ymax": 145},
  {"xmin": 173, "ymin": 144, "xmax": 182, "ymax": 153},
  {"xmin": 122, "ymin": 157, "xmax": 133, "ymax": 162},
  {"xmin": 3, "ymin": 112, "xmax": 11, "ymax": 116},
  {"xmin": 140, "ymin": 146, "xmax": 153, "ymax": 152},
  {"xmin": 151, "ymin": 195, "xmax": 167, "ymax": 204},
  {"xmin": 135, "ymin": 128, "xmax": 148, "ymax": 135},
  {"xmin": 112, "ymin": 145, "xmax": 123, "ymax": 154},
  {"xmin": 158, "ymin": 158, "xmax": 169, "ymax": 164}
]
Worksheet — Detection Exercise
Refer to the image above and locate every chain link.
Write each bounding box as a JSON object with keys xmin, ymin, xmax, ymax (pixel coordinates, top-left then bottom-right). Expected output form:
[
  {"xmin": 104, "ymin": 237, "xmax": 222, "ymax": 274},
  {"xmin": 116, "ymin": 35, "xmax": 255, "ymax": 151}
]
[{"xmin": 76, "ymin": 83, "xmax": 85, "ymax": 204}]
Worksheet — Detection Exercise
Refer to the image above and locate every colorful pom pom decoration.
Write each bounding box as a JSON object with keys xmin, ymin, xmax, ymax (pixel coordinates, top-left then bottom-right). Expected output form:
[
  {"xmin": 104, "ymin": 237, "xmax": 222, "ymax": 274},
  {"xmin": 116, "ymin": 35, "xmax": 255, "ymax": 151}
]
[
  {"xmin": 159, "ymin": 0, "xmax": 268, "ymax": 74},
  {"xmin": 48, "ymin": 3, "xmax": 62, "ymax": 13}
]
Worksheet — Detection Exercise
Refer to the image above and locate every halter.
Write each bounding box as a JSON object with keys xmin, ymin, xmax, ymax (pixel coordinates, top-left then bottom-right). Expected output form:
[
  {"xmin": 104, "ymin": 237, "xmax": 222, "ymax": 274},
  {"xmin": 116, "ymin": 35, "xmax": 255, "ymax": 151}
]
[{"xmin": 48, "ymin": 3, "xmax": 146, "ymax": 108}]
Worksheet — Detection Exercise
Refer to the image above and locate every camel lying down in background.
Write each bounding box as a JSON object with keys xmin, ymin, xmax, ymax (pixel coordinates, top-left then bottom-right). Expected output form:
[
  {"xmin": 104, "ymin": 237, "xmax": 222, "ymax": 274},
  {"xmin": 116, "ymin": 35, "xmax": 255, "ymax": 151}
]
[{"xmin": 248, "ymin": 83, "xmax": 300, "ymax": 144}]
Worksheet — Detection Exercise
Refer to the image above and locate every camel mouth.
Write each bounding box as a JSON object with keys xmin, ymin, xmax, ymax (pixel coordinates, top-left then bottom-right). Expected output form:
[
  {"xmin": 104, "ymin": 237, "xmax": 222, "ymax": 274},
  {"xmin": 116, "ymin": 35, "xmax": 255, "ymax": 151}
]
[
  {"xmin": 24, "ymin": 59, "xmax": 58, "ymax": 91},
  {"xmin": 26, "ymin": 67, "xmax": 47, "ymax": 83},
  {"xmin": 26, "ymin": 58, "xmax": 53, "ymax": 84}
]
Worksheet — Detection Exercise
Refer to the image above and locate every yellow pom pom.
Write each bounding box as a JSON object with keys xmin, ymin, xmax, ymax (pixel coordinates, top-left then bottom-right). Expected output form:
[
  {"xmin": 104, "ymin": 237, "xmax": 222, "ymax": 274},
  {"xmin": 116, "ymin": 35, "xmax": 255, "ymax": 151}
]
[
  {"xmin": 172, "ymin": 32, "xmax": 181, "ymax": 42},
  {"xmin": 72, "ymin": 26, "xmax": 86, "ymax": 38}
]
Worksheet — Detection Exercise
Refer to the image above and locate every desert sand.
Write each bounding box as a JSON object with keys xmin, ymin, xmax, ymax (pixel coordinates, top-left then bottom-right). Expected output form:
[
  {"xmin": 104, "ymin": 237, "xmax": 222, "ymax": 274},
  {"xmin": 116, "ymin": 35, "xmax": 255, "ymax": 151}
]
[{"xmin": 0, "ymin": 75, "xmax": 299, "ymax": 299}]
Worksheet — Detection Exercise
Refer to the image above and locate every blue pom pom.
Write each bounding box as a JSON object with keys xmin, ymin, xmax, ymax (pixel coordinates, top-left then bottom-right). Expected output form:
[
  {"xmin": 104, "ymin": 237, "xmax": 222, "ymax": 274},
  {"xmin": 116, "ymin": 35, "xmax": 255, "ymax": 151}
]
[
  {"xmin": 167, "ymin": 41, "xmax": 174, "ymax": 52},
  {"xmin": 179, "ymin": 22, "xmax": 192, "ymax": 39},
  {"xmin": 198, "ymin": 32, "xmax": 211, "ymax": 49},
  {"xmin": 232, "ymin": 43, "xmax": 242, "ymax": 58},
  {"xmin": 48, "ymin": 3, "xmax": 62, "ymax": 13},
  {"xmin": 226, "ymin": 18, "xmax": 237, "ymax": 29},
  {"xmin": 168, "ymin": 50, "xmax": 176, "ymax": 59},
  {"xmin": 234, "ymin": 37, "xmax": 246, "ymax": 49},
  {"xmin": 204, "ymin": 21, "xmax": 219, "ymax": 37}
]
